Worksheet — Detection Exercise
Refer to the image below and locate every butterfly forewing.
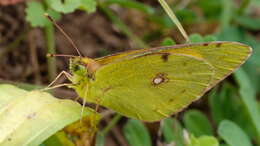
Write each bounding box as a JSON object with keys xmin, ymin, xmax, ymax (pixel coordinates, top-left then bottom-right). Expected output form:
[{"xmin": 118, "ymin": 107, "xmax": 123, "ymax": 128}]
[{"xmin": 95, "ymin": 41, "xmax": 252, "ymax": 90}]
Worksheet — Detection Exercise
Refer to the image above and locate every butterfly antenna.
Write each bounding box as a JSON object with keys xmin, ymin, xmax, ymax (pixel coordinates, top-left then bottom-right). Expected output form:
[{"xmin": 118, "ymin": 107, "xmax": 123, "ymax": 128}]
[
  {"xmin": 44, "ymin": 13, "xmax": 83, "ymax": 57},
  {"xmin": 47, "ymin": 53, "xmax": 77, "ymax": 58}
]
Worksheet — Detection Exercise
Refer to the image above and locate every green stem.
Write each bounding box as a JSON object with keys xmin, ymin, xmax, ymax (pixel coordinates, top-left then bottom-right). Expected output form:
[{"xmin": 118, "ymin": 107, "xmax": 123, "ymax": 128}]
[
  {"xmin": 158, "ymin": 0, "xmax": 190, "ymax": 43},
  {"xmin": 99, "ymin": 3, "xmax": 148, "ymax": 48},
  {"xmin": 237, "ymin": 0, "xmax": 250, "ymax": 15},
  {"xmin": 101, "ymin": 114, "xmax": 122, "ymax": 135},
  {"xmin": 220, "ymin": 0, "xmax": 233, "ymax": 29},
  {"xmin": 44, "ymin": 24, "xmax": 57, "ymax": 81}
]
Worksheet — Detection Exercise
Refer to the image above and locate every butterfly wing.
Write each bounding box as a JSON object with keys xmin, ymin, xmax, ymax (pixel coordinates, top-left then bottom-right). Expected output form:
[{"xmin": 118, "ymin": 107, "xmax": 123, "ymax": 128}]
[
  {"xmin": 159, "ymin": 42, "xmax": 252, "ymax": 90},
  {"xmin": 95, "ymin": 41, "xmax": 252, "ymax": 90},
  {"xmin": 88, "ymin": 53, "xmax": 214, "ymax": 121}
]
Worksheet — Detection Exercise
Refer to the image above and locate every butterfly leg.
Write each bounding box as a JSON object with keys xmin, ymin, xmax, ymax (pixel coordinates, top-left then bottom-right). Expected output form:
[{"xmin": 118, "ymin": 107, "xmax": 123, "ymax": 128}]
[
  {"xmin": 40, "ymin": 71, "xmax": 72, "ymax": 91},
  {"xmin": 95, "ymin": 98, "xmax": 101, "ymax": 113},
  {"xmin": 40, "ymin": 83, "xmax": 72, "ymax": 91},
  {"xmin": 80, "ymin": 85, "xmax": 89, "ymax": 122},
  {"xmin": 46, "ymin": 70, "xmax": 72, "ymax": 88}
]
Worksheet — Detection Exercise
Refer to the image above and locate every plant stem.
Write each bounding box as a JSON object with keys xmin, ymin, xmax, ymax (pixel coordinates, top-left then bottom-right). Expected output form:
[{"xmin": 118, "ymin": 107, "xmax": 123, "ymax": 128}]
[
  {"xmin": 158, "ymin": 0, "xmax": 190, "ymax": 43},
  {"xmin": 220, "ymin": 0, "xmax": 233, "ymax": 29},
  {"xmin": 44, "ymin": 24, "xmax": 57, "ymax": 82},
  {"xmin": 101, "ymin": 114, "xmax": 122, "ymax": 135},
  {"xmin": 99, "ymin": 3, "xmax": 148, "ymax": 48}
]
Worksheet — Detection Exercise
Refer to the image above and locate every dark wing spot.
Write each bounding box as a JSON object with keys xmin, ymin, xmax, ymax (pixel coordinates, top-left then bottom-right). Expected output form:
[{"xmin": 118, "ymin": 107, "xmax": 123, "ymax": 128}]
[
  {"xmin": 27, "ymin": 112, "xmax": 36, "ymax": 119},
  {"xmin": 161, "ymin": 53, "xmax": 170, "ymax": 62},
  {"xmin": 216, "ymin": 43, "xmax": 222, "ymax": 48},
  {"xmin": 168, "ymin": 98, "xmax": 174, "ymax": 103},
  {"xmin": 181, "ymin": 89, "xmax": 186, "ymax": 93},
  {"xmin": 102, "ymin": 86, "xmax": 112, "ymax": 93},
  {"xmin": 203, "ymin": 43, "xmax": 209, "ymax": 46}
]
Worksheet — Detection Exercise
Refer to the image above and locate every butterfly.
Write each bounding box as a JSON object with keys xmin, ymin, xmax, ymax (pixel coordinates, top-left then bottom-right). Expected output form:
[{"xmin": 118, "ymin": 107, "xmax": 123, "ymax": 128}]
[{"xmin": 66, "ymin": 41, "xmax": 252, "ymax": 122}]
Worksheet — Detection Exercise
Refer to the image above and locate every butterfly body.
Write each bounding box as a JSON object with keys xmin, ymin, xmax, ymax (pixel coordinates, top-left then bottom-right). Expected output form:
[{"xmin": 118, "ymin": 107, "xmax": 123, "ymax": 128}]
[{"xmin": 69, "ymin": 41, "xmax": 252, "ymax": 122}]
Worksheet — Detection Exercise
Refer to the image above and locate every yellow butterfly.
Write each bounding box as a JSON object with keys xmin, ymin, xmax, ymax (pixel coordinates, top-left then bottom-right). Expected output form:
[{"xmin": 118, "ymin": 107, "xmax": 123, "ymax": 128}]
[{"xmin": 67, "ymin": 41, "xmax": 252, "ymax": 122}]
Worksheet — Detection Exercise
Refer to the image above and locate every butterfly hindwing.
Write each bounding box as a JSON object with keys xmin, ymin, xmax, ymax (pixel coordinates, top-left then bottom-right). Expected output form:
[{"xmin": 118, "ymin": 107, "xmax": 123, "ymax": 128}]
[{"xmin": 88, "ymin": 53, "xmax": 214, "ymax": 121}]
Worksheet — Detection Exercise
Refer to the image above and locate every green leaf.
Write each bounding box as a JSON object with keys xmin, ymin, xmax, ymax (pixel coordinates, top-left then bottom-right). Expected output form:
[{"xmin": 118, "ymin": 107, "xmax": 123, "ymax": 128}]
[
  {"xmin": 218, "ymin": 120, "xmax": 252, "ymax": 146},
  {"xmin": 235, "ymin": 16, "xmax": 260, "ymax": 30},
  {"xmin": 79, "ymin": 0, "xmax": 97, "ymax": 13},
  {"xmin": 189, "ymin": 34, "xmax": 204, "ymax": 43},
  {"xmin": 46, "ymin": 9, "xmax": 61, "ymax": 21},
  {"xmin": 161, "ymin": 118, "xmax": 184, "ymax": 146},
  {"xmin": 208, "ymin": 84, "xmax": 238, "ymax": 125},
  {"xmin": 0, "ymin": 84, "xmax": 96, "ymax": 146},
  {"xmin": 203, "ymin": 35, "xmax": 217, "ymax": 42},
  {"xmin": 123, "ymin": 119, "xmax": 152, "ymax": 146},
  {"xmin": 243, "ymin": 34, "xmax": 260, "ymax": 67},
  {"xmin": 241, "ymin": 34, "xmax": 260, "ymax": 93},
  {"xmin": 196, "ymin": 0, "xmax": 222, "ymax": 19},
  {"xmin": 25, "ymin": 1, "xmax": 61, "ymax": 27},
  {"xmin": 175, "ymin": 9, "xmax": 196, "ymax": 24},
  {"xmin": 217, "ymin": 26, "xmax": 244, "ymax": 42},
  {"xmin": 208, "ymin": 84, "xmax": 256, "ymax": 139},
  {"xmin": 25, "ymin": 1, "xmax": 49, "ymax": 27},
  {"xmin": 234, "ymin": 69, "xmax": 260, "ymax": 141},
  {"xmin": 46, "ymin": 0, "xmax": 81, "ymax": 14},
  {"xmin": 43, "ymin": 132, "xmax": 75, "ymax": 146},
  {"xmin": 183, "ymin": 110, "xmax": 213, "ymax": 137},
  {"xmin": 189, "ymin": 135, "xmax": 219, "ymax": 146},
  {"xmin": 161, "ymin": 37, "xmax": 176, "ymax": 46}
]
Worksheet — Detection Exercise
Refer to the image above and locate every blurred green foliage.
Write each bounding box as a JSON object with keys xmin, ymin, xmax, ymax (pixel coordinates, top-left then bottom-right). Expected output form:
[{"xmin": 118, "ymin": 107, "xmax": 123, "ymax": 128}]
[
  {"xmin": 113, "ymin": 0, "xmax": 260, "ymax": 145},
  {"xmin": 23, "ymin": 0, "xmax": 260, "ymax": 145},
  {"xmin": 123, "ymin": 119, "xmax": 152, "ymax": 146}
]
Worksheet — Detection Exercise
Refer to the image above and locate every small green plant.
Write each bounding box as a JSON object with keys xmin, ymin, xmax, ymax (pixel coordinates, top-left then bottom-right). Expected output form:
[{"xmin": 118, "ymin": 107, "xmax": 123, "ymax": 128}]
[{"xmin": 25, "ymin": 0, "xmax": 97, "ymax": 81}]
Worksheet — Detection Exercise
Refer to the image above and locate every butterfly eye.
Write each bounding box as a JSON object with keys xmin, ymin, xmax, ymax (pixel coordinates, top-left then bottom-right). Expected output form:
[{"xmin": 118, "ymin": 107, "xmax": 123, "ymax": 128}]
[{"xmin": 74, "ymin": 65, "xmax": 80, "ymax": 71}]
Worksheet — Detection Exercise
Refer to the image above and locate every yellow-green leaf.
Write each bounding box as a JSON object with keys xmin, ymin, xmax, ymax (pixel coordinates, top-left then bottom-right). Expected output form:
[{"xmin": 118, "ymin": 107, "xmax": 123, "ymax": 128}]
[{"xmin": 0, "ymin": 84, "xmax": 96, "ymax": 146}]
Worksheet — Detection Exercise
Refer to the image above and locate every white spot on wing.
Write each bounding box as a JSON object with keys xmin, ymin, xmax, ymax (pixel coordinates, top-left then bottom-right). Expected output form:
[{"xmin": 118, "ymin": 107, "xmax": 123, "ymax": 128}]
[{"xmin": 153, "ymin": 77, "xmax": 163, "ymax": 84}]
